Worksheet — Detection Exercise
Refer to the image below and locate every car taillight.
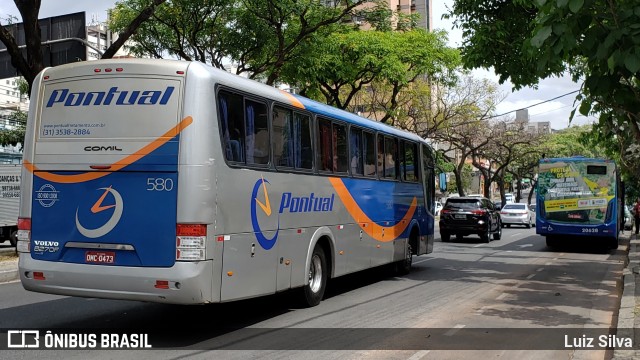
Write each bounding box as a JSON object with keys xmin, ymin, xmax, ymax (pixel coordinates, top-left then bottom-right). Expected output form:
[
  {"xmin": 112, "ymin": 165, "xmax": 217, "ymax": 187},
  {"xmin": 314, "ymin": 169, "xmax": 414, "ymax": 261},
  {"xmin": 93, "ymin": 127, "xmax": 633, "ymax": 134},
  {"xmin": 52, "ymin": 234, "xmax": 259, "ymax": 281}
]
[
  {"xmin": 176, "ymin": 224, "xmax": 206, "ymax": 261},
  {"xmin": 17, "ymin": 217, "xmax": 31, "ymax": 253},
  {"xmin": 441, "ymin": 209, "xmax": 452, "ymax": 214},
  {"xmin": 471, "ymin": 209, "xmax": 487, "ymax": 215}
]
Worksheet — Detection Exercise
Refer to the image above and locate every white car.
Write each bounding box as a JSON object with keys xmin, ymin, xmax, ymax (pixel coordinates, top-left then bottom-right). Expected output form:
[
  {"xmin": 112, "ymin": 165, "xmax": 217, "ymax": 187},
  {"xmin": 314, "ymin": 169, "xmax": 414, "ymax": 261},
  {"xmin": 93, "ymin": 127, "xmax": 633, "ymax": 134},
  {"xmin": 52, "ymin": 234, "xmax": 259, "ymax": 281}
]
[
  {"xmin": 624, "ymin": 206, "xmax": 634, "ymax": 230},
  {"xmin": 435, "ymin": 201, "xmax": 443, "ymax": 216},
  {"xmin": 500, "ymin": 203, "xmax": 535, "ymax": 228},
  {"xmin": 504, "ymin": 193, "xmax": 515, "ymax": 203}
]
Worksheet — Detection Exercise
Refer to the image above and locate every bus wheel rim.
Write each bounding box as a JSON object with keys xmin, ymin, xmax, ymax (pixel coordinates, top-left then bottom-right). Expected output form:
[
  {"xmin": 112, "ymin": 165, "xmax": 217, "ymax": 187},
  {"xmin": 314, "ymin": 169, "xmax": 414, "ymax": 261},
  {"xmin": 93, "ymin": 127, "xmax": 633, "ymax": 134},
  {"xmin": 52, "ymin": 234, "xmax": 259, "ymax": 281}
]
[{"xmin": 309, "ymin": 254, "xmax": 322, "ymax": 293}]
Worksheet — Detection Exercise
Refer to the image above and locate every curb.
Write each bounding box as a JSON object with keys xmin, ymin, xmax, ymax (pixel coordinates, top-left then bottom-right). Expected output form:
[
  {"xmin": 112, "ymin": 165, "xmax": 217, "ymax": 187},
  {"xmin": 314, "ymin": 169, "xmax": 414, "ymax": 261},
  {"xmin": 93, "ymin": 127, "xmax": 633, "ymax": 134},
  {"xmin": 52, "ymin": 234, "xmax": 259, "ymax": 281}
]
[
  {"xmin": 0, "ymin": 268, "xmax": 18, "ymax": 283},
  {"xmin": 613, "ymin": 235, "xmax": 640, "ymax": 359}
]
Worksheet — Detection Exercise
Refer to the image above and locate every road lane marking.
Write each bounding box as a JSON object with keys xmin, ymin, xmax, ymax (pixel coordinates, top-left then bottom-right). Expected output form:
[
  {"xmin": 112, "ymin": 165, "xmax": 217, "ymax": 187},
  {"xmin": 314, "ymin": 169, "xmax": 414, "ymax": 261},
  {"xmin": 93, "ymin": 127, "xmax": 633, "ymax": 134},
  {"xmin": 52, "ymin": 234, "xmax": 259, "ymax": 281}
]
[
  {"xmin": 407, "ymin": 350, "xmax": 431, "ymax": 360},
  {"xmin": 526, "ymin": 274, "xmax": 536, "ymax": 279},
  {"xmin": 496, "ymin": 293, "xmax": 509, "ymax": 300},
  {"xmin": 511, "ymin": 232, "xmax": 522, "ymax": 237},
  {"xmin": 474, "ymin": 243, "xmax": 484, "ymax": 247},
  {"xmin": 536, "ymin": 267, "xmax": 544, "ymax": 272},
  {"xmin": 445, "ymin": 324, "xmax": 466, "ymax": 336},
  {"xmin": 413, "ymin": 258, "xmax": 436, "ymax": 265},
  {"xmin": 545, "ymin": 262, "xmax": 552, "ymax": 266}
]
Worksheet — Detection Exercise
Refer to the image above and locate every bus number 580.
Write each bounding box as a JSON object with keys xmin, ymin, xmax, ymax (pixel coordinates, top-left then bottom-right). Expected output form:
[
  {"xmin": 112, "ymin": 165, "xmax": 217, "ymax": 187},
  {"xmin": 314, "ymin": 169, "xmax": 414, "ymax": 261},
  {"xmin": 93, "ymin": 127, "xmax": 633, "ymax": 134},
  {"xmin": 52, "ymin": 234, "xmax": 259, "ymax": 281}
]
[{"xmin": 147, "ymin": 178, "xmax": 174, "ymax": 191}]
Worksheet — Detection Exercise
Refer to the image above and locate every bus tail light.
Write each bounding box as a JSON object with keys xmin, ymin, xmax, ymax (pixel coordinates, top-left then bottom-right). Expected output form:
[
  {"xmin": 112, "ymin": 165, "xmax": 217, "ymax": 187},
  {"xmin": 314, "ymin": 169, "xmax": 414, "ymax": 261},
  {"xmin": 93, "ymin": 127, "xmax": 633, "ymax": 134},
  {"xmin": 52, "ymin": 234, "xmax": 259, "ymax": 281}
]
[
  {"xmin": 176, "ymin": 224, "xmax": 206, "ymax": 261},
  {"xmin": 17, "ymin": 218, "xmax": 31, "ymax": 253}
]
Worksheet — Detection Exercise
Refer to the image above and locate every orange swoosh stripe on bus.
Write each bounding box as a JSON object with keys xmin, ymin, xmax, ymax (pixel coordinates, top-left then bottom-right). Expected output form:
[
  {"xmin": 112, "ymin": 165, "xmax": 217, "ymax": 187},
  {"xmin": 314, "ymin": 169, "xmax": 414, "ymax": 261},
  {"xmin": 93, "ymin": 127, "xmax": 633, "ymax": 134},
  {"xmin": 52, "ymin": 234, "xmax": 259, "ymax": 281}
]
[
  {"xmin": 23, "ymin": 116, "xmax": 194, "ymax": 184},
  {"xmin": 329, "ymin": 177, "xmax": 417, "ymax": 242},
  {"xmin": 279, "ymin": 90, "xmax": 305, "ymax": 109}
]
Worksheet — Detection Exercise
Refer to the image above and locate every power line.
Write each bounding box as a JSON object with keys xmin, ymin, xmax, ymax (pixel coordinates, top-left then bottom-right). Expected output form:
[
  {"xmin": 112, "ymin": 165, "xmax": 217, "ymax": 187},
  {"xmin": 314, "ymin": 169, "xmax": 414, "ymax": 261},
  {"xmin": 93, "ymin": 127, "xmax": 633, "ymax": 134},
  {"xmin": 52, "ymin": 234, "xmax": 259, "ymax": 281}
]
[{"xmin": 488, "ymin": 90, "xmax": 580, "ymax": 119}]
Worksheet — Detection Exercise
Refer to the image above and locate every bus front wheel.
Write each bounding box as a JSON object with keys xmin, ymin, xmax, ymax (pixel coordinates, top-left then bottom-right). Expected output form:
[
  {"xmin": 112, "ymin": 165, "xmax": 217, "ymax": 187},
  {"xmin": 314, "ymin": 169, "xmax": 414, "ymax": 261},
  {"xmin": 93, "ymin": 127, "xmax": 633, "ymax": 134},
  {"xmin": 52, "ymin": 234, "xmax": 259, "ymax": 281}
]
[{"xmin": 301, "ymin": 245, "xmax": 328, "ymax": 307}]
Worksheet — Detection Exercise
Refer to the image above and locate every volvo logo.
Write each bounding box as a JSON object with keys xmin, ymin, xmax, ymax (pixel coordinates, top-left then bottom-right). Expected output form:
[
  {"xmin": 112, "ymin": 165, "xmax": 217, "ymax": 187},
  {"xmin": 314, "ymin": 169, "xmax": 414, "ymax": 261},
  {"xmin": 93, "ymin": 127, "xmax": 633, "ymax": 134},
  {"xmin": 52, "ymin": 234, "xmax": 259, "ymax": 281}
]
[{"xmin": 84, "ymin": 145, "xmax": 123, "ymax": 152}]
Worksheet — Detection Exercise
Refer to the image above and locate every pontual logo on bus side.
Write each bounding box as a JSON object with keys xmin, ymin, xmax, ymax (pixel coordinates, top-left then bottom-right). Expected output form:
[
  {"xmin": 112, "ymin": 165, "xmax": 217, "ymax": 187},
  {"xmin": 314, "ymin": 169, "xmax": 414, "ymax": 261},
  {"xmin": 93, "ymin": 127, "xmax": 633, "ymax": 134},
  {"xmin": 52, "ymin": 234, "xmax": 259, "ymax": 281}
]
[
  {"xmin": 45, "ymin": 86, "xmax": 175, "ymax": 108},
  {"xmin": 251, "ymin": 176, "xmax": 335, "ymax": 250},
  {"xmin": 279, "ymin": 193, "xmax": 334, "ymax": 213}
]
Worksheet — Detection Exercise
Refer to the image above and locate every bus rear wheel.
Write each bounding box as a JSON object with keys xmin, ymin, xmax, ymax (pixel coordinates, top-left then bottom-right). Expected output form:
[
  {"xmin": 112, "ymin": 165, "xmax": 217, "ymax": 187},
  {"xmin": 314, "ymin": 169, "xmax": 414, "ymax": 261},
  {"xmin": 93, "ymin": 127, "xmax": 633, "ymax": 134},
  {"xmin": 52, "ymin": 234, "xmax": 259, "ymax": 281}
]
[
  {"xmin": 394, "ymin": 241, "xmax": 412, "ymax": 276},
  {"xmin": 300, "ymin": 245, "xmax": 327, "ymax": 307}
]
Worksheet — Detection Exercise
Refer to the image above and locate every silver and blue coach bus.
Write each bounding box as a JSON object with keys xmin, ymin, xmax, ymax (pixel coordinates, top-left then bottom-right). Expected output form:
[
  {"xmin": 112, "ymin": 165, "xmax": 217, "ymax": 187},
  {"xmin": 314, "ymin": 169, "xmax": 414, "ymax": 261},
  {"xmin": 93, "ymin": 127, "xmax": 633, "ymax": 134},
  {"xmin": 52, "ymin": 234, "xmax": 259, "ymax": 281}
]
[{"xmin": 17, "ymin": 59, "xmax": 435, "ymax": 306}]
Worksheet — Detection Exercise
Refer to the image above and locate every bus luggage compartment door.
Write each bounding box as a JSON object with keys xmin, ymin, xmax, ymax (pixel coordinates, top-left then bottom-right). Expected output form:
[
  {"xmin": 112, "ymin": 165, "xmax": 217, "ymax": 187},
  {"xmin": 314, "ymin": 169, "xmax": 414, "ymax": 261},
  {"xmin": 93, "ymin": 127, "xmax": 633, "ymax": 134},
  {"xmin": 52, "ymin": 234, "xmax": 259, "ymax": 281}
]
[{"xmin": 31, "ymin": 170, "xmax": 178, "ymax": 267}]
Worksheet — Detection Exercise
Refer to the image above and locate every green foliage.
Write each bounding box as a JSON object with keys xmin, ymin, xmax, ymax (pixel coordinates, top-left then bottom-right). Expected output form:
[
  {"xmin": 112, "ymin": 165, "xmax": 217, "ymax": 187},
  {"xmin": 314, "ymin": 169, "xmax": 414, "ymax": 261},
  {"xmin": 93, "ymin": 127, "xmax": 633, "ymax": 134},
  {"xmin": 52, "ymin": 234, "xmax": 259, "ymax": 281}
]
[
  {"xmin": 539, "ymin": 125, "xmax": 602, "ymax": 159},
  {"xmin": 109, "ymin": 0, "xmax": 362, "ymax": 84},
  {"xmin": 16, "ymin": 77, "xmax": 28, "ymax": 98},
  {"xmin": 449, "ymin": 0, "xmax": 640, "ymax": 189},
  {"xmin": 0, "ymin": 110, "xmax": 27, "ymax": 149},
  {"xmin": 286, "ymin": 28, "xmax": 459, "ymax": 113}
]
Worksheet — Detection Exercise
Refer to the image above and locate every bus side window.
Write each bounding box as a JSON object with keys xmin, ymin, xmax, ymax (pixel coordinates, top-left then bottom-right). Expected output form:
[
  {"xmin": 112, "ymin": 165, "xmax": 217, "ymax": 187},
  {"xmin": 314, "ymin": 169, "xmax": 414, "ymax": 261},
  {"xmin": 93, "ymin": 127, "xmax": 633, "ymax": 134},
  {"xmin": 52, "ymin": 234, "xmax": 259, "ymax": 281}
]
[
  {"xmin": 333, "ymin": 122, "xmax": 348, "ymax": 173},
  {"xmin": 403, "ymin": 141, "xmax": 418, "ymax": 182},
  {"xmin": 218, "ymin": 91, "xmax": 245, "ymax": 163},
  {"xmin": 295, "ymin": 113, "xmax": 313, "ymax": 170},
  {"xmin": 363, "ymin": 131, "xmax": 376, "ymax": 177},
  {"xmin": 273, "ymin": 106, "xmax": 294, "ymax": 168},
  {"xmin": 245, "ymin": 99, "xmax": 269, "ymax": 165},
  {"xmin": 377, "ymin": 135, "xmax": 385, "ymax": 178},
  {"xmin": 384, "ymin": 136, "xmax": 398, "ymax": 179},
  {"xmin": 318, "ymin": 118, "xmax": 333, "ymax": 172},
  {"xmin": 349, "ymin": 127, "xmax": 364, "ymax": 176}
]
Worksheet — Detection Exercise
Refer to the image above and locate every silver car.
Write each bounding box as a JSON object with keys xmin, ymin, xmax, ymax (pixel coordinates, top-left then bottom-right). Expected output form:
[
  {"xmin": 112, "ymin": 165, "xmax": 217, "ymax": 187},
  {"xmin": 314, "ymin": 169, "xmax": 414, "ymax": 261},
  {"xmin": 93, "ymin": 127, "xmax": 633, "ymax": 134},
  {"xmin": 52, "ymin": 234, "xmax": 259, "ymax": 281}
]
[
  {"xmin": 500, "ymin": 203, "xmax": 535, "ymax": 228},
  {"xmin": 624, "ymin": 206, "xmax": 634, "ymax": 230}
]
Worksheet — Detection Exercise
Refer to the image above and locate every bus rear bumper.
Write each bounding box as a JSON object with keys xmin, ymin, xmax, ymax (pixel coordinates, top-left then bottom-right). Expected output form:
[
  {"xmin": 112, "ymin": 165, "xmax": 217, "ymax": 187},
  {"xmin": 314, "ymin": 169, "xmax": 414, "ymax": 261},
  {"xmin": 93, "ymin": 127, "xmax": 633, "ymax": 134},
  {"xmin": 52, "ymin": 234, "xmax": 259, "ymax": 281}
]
[{"xmin": 18, "ymin": 254, "xmax": 215, "ymax": 305}]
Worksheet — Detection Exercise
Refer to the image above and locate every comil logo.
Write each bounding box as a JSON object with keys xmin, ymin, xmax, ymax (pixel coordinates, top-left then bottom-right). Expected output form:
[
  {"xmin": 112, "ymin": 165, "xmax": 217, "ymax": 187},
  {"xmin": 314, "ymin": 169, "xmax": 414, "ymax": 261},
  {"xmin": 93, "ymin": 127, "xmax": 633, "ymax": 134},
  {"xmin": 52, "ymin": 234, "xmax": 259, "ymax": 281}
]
[{"xmin": 75, "ymin": 186, "xmax": 123, "ymax": 238}]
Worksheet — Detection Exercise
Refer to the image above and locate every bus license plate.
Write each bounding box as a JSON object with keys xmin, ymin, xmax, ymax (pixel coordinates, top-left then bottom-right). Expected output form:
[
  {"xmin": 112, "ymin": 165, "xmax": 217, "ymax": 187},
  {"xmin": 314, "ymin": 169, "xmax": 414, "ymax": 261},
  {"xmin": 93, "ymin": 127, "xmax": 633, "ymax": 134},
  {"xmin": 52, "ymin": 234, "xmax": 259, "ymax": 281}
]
[{"xmin": 85, "ymin": 251, "xmax": 115, "ymax": 264}]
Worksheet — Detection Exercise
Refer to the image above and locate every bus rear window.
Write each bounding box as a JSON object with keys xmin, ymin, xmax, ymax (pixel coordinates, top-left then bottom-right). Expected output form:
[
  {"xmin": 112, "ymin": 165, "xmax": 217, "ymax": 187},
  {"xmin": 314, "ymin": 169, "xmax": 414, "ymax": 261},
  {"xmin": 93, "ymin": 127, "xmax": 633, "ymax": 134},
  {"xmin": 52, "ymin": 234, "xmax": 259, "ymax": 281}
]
[{"xmin": 587, "ymin": 165, "xmax": 607, "ymax": 175}]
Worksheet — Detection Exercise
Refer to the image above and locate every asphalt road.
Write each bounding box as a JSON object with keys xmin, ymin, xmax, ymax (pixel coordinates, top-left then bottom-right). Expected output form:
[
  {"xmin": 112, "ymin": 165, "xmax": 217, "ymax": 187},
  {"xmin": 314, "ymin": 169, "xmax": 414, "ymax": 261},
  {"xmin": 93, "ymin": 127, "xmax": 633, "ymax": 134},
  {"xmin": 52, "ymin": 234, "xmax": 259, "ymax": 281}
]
[{"xmin": 0, "ymin": 226, "xmax": 627, "ymax": 360}]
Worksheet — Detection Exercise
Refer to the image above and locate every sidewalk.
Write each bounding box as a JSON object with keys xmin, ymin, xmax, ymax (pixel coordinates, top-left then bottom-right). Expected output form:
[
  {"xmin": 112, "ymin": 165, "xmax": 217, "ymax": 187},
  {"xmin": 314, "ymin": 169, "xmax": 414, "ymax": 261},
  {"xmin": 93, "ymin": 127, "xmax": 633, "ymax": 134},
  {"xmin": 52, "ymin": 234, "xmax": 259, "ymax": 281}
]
[
  {"xmin": 614, "ymin": 233, "xmax": 640, "ymax": 359},
  {"xmin": 0, "ymin": 248, "xmax": 18, "ymax": 283}
]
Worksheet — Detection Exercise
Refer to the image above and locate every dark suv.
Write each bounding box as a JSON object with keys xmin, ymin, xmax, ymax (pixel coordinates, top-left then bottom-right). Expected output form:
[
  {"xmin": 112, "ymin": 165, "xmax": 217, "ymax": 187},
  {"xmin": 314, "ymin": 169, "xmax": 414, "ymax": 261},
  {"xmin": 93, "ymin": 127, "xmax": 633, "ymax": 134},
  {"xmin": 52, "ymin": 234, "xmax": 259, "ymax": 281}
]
[{"xmin": 439, "ymin": 197, "xmax": 502, "ymax": 243}]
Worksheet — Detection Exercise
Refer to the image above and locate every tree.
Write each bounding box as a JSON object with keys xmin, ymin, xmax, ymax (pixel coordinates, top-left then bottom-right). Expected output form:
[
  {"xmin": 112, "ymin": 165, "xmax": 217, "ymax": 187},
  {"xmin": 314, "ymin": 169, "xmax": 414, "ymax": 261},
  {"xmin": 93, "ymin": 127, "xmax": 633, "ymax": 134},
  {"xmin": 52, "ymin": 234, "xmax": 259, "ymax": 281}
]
[
  {"xmin": 448, "ymin": 0, "xmax": 640, "ymax": 183},
  {"xmin": 0, "ymin": 0, "xmax": 167, "ymax": 94},
  {"xmin": 469, "ymin": 118, "xmax": 538, "ymax": 201},
  {"xmin": 419, "ymin": 76, "xmax": 506, "ymax": 196},
  {"xmin": 539, "ymin": 124, "xmax": 602, "ymax": 159},
  {"xmin": 291, "ymin": 29, "xmax": 459, "ymax": 117},
  {"xmin": 110, "ymin": 0, "xmax": 367, "ymax": 85},
  {"xmin": 0, "ymin": 110, "xmax": 26, "ymax": 149}
]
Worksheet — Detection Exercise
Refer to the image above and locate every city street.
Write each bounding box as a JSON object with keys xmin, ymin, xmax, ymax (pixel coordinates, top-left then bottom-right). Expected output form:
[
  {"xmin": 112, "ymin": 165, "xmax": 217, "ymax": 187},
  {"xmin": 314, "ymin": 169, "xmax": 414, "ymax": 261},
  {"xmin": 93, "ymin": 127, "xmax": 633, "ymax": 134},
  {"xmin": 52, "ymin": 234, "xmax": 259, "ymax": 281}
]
[{"xmin": 0, "ymin": 226, "xmax": 627, "ymax": 359}]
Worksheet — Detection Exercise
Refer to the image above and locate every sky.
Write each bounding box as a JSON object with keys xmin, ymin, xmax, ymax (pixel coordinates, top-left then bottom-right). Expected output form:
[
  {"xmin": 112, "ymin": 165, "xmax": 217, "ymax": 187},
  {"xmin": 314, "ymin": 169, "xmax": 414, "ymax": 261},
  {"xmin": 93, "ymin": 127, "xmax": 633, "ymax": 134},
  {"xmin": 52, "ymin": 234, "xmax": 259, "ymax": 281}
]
[{"xmin": 0, "ymin": 0, "xmax": 597, "ymax": 130}]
